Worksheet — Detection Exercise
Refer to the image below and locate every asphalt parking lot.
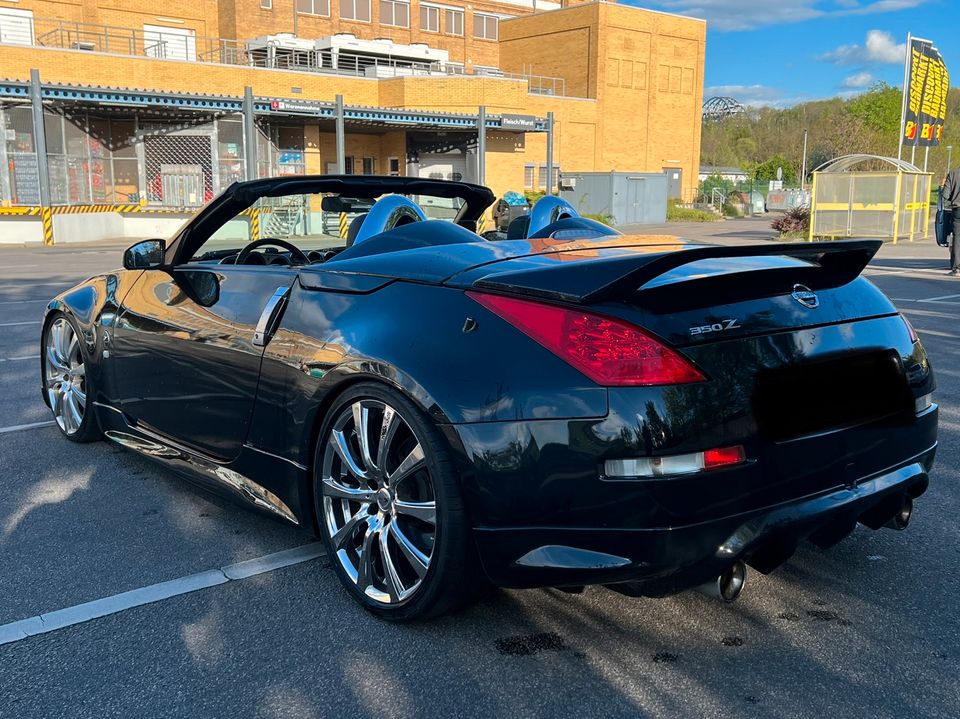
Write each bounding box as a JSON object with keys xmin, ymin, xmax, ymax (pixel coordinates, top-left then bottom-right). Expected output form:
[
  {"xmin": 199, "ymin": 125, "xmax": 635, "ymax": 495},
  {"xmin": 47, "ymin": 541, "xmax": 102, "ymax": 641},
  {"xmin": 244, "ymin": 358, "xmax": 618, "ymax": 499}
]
[{"xmin": 1, "ymin": 223, "xmax": 958, "ymax": 718}]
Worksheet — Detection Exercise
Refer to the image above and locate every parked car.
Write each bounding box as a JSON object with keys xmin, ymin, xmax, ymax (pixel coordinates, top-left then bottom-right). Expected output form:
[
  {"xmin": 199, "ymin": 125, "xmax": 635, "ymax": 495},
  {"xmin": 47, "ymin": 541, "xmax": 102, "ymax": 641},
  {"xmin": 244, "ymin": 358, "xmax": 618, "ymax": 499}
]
[{"xmin": 41, "ymin": 175, "xmax": 937, "ymax": 620}]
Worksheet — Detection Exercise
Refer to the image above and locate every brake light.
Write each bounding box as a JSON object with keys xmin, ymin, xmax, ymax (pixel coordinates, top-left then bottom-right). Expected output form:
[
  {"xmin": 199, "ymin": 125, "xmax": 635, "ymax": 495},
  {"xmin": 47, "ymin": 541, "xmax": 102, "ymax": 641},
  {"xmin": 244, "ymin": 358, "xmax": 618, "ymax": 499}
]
[
  {"xmin": 467, "ymin": 291, "xmax": 705, "ymax": 386},
  {"xmin": 900, "ymin": 313, "xmax": 919, "ymax": 343}
]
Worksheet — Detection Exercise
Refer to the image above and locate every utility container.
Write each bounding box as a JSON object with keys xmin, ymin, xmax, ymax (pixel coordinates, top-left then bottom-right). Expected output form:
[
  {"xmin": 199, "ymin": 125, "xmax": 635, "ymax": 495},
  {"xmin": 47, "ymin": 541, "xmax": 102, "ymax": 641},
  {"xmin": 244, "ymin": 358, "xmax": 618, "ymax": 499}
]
[{"xmin": 558, "ymin": 171, "xmax": 668, "ymax": 226}]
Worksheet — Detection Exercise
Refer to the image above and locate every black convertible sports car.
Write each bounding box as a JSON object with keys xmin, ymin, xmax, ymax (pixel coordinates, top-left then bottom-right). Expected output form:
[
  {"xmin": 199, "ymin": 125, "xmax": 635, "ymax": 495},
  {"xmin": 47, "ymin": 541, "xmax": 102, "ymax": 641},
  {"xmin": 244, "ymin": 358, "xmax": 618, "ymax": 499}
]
[{"xmin": 41, "ymin": 176, "xmax": 937, "ymax": 620}]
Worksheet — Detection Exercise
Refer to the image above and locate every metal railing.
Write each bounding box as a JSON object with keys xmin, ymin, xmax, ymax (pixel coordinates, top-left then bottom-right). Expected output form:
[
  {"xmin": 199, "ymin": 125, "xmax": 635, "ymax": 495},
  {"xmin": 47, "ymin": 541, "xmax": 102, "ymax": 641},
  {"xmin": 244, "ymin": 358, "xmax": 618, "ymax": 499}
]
[{"xmin": 24, "ymin": 17, "xmax": 568, "ymax": 97}]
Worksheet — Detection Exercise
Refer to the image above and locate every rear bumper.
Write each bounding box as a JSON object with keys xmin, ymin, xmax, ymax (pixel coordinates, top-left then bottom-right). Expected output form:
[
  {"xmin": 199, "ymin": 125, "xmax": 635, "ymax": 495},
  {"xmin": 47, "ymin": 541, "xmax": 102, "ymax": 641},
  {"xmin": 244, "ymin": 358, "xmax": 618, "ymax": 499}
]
[{"xmin": 470, "ymin": 443, "xmax": 935, "ymax": 593}]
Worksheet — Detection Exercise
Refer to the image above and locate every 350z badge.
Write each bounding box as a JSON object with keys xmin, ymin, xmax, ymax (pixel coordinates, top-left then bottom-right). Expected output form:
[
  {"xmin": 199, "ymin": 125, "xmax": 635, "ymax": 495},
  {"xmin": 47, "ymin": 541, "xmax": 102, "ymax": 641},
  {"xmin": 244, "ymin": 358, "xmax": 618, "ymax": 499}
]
[{"xmin": 689, "ymin": 318, "xmax": 742, "ymax": 335}]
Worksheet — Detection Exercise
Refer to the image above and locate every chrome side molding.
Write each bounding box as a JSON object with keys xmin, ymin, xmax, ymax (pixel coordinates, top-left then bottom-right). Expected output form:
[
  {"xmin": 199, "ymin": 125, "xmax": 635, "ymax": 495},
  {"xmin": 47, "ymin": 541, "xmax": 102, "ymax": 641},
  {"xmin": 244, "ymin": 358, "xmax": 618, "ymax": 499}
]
[
  {"xmin": 253, "ymin": 286, "xmax": 292, "ymax": 348},
  {"xmin": 105, "ymin": 428, "xmax": 299, "ymax": 525}
]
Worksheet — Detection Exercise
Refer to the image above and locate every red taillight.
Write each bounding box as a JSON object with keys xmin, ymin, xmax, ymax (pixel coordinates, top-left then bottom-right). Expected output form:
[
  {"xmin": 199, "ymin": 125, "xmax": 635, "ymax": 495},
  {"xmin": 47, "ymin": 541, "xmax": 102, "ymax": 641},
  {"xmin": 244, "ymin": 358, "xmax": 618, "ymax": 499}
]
[
  {"xmin": 467, "ymin": 291, "xmax": 706, "ymax": 386},
  {"xmin": 900, "ymin": 313, "xmax": 918, "ymax": 343},
  {"xmin": 703, "ymin": 445, "xmax": 746, "ymax": 470}
]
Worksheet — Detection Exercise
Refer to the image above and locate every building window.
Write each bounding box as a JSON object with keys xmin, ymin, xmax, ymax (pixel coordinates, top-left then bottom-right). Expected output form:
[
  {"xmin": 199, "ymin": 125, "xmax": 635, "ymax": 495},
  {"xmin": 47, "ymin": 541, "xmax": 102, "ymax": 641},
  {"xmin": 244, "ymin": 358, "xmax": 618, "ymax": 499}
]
[
  {"xmin": 537, "ymin": 165, "xmax": 560, "ymax": 190},
  {"xmin": 344, "ymin": 157, "xmax": 355, "ymax": 175},
  {"xmin": 0, "ymin": 8, "xmax": 35, "ymax": 46},
  {"xmin": 420, "ymin": 5, "xmax": 439, "ymax": 32},
  {"xmin": 297, "ymin": 0, "xmax": 330, "ymax": 15},
  {"xmin": 143, "ymin": 25, "xmax": 197, "ymax": 61},
  {"xmin": 388, "ymin": 157, "xmax": 400, "ymax": 176},
  {"xmin": 524, "ymin": 164, "xmax": 535, "ymax": 190},
  {"xmin": 379, "ymin": 0, "xmax": 409, "ymax": 27},
  {"xmin": 260, "ymin": 0, "xmax": 272, "ymax": 9},
  {"xmin": 473, "ymin": 13, "xmax": 498, "ymax": 40},
  {"xmin": 445, "ymin": 8, "xmax": 463, "ymax": 36},
  {"xmin": 341, "ymin": 0, "xmax": 371, "ymax": 22},
  {"xmin": 362, "ymin": 157, "xmax": 376, "ymax": 175}
]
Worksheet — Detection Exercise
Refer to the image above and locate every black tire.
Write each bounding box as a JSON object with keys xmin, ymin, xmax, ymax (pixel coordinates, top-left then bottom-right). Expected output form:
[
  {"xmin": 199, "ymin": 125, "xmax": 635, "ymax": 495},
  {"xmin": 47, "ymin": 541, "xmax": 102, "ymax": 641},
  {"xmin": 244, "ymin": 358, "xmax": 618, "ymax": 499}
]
[
  {"xmin": 314, "ymin": 381, "xmax": 479, "ymax": 621},
  {"xmin": 41, "ymin": 312, "xmax": 102, "ymax": 443}
]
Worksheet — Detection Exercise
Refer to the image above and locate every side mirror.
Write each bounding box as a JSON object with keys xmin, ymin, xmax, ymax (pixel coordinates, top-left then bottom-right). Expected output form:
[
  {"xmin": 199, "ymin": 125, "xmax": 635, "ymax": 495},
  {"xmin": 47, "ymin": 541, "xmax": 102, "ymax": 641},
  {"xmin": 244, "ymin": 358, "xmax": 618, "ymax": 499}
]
[{"xmin": 123, "ymin": 239, "xmax": 166, "ymax": 270}]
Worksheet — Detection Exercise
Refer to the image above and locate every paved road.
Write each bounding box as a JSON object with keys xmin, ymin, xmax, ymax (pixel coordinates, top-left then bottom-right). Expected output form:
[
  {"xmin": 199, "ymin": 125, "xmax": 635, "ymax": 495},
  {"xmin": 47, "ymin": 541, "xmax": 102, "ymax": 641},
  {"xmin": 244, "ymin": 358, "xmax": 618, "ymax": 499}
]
[{"xmin": 0, "ymin": 226, "xmax": 958, "ymax": 718}]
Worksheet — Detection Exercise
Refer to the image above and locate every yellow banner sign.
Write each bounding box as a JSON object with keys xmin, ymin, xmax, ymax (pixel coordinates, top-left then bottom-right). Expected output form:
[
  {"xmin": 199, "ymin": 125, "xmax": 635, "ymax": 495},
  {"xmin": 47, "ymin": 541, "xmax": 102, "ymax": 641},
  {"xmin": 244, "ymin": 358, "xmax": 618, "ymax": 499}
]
[{"xmin": 903, "ymin": 38, "xmax": 949, "ymax": 147}]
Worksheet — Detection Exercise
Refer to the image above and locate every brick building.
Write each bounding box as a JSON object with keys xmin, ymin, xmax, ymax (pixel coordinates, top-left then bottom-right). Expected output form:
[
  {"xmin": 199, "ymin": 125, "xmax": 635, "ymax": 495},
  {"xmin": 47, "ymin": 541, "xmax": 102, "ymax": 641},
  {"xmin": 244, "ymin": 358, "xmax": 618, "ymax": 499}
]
[{"xmin": 0, "ymin": 0, "xmax": 705, "ymax": 237}]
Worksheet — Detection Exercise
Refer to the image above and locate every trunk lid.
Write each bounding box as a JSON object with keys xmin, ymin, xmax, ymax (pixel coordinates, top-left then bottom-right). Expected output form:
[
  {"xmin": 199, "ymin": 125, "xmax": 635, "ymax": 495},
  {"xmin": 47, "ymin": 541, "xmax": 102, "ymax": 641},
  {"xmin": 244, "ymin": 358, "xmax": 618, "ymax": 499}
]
[{"xmin": 447, "ymin": 236, "xmax": 895, "ymax": 343}]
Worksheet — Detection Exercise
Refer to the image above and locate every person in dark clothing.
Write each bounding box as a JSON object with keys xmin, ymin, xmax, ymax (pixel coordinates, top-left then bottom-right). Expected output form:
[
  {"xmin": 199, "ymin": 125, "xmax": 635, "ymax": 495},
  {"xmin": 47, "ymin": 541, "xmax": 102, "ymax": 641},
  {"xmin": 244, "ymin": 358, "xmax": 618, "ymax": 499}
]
[{"xmin": 941, "ymin": 168, "xmax": 960, "ymax": 276}]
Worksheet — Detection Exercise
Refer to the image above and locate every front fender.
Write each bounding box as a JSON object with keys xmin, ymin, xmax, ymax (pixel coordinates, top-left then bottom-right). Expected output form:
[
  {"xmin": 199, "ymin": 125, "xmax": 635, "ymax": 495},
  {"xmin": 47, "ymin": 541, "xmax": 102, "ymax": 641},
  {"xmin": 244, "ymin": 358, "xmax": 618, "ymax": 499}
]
[{"xmin": 41, "ymin": 271, "xmax": 140, "ymax": 407}]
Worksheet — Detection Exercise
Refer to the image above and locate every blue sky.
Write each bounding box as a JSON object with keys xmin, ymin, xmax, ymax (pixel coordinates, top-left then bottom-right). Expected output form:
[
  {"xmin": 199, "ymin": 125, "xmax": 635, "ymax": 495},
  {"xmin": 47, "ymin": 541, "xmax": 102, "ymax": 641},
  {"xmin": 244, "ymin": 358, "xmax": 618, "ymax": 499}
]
[{"xmin": 623, "ymin": 0, "xmax": 958, "ymax": 107}]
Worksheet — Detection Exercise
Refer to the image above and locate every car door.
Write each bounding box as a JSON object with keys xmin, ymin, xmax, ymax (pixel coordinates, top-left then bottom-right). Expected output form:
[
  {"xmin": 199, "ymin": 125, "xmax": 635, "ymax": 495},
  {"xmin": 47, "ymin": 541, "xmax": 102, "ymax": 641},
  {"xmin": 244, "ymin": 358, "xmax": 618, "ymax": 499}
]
[{"xmin": 109, "ymin": 263, "xmax": 296, "ymax": 460}]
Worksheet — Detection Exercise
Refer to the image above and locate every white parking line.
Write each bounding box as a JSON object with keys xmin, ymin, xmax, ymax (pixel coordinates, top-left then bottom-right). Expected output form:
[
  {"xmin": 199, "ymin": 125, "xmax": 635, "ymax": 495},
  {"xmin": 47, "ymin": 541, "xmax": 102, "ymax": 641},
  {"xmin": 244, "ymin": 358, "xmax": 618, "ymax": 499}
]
[
  {"xmin": 0, "ymin": 543, "xmax": 326, "ymax": 646},
  {"xmin": 0, "ymin": 420, "xmax": 56, "ymax": 434},
  {"xmin": 0, "ymin": 281, "xmax": 80, "ymax": 288},
  {"xmin": 869, "ymin": 264, "xmax": 944, "ymax": 273},
  {"xmin": 891, "ymin": 297, "xmax": 960, "ymax": 306},
  {"xmin": 0, "ymin": 355, "xmax": 40, "ymax": 363},
  {"xmin": 0, "ymin": 300, "xmax": 46, "ymax": 306},
  {"xmin": 0, "ymin": 320, "xmax": 41, "ymax": 327}
]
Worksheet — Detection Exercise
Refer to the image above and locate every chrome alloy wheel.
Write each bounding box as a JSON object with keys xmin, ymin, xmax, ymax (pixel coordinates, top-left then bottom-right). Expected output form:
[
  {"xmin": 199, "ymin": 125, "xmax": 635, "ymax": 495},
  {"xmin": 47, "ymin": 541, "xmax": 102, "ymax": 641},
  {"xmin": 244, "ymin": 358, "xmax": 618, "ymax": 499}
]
[
  {"xmin": 321, "ymin": 400, "xmax": 437, "ymax": 605},
  {"xmin": 44, "ymin": 317, "xmax": 87, "ymax": 435}
]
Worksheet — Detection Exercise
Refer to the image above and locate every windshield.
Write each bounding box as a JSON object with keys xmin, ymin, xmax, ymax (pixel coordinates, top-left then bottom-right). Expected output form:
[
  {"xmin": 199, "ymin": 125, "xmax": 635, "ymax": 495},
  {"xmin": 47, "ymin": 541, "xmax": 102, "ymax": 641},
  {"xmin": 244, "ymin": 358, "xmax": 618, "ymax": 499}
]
[{"xmin": 189, "ymin": 188, "xmax": 467, "ymax": 264}]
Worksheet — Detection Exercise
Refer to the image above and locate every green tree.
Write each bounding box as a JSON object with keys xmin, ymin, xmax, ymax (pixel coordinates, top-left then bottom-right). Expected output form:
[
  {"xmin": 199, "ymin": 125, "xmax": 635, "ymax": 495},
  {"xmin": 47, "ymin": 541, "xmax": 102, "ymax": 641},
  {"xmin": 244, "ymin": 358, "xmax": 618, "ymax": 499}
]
[
  {"xmin": 699, "ymin": 173, "xmax": 734, "ymax": 197},
  {"xmin": 752, "ymin": 154, "xmax": 797, "ymax": 183},
  {"xmin": 847, "ymin": 81, "xmax": 903, "ymax": 135},
  {"xmin": 699, "ymin": 83, "xmax": 959, "ymax": 177}
]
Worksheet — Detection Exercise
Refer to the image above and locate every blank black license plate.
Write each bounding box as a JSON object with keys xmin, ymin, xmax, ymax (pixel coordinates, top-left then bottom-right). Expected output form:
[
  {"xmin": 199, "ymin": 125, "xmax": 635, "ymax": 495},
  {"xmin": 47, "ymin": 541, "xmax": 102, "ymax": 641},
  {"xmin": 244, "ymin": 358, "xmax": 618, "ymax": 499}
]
[{"xmin": 753, "ymin": 350, "xmax": 912, "ymax": 441}]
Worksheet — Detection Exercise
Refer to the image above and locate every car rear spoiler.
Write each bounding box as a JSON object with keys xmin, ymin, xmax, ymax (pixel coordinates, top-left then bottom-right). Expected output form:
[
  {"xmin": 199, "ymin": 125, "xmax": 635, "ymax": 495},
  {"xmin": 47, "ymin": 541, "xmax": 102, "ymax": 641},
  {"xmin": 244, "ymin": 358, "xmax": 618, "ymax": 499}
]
[{"xmin": 471, "ymin": 240, "xmax": 883, "ymax": 306}]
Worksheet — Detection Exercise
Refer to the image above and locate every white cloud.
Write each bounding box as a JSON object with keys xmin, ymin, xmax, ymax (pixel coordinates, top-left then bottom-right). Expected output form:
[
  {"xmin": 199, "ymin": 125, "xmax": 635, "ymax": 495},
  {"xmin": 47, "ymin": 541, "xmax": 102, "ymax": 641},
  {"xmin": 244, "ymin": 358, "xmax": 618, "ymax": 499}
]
[
  {"xmin": 819, "ymin": 30, "xmax": 906, "ymax": 65},
  {"xmin": 641, "ymin": 0, "xmax": 818, "ymax": 30},
  {"xmin": 704, "ymin": 84, "xmax": 812, "ymax": 108},
  {"xmin": 842, "ymin": 71, "xmax": 875, "ymax": 88},
  {"xmin": 704, "ymin": 84, "xmax": 780, "ymax": 100},
  {"xmin": 632, "ymin": 0, "xmax": 930, "ymax": 32}
]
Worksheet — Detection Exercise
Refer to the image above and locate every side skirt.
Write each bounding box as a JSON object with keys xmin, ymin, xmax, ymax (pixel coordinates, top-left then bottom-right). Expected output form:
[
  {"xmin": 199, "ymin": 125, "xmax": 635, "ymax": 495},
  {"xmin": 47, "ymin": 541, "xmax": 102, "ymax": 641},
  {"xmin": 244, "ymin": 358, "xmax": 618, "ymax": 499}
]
[{"xmin": 94, "ymin": 402, "xmax": 306, "ymax": 527}]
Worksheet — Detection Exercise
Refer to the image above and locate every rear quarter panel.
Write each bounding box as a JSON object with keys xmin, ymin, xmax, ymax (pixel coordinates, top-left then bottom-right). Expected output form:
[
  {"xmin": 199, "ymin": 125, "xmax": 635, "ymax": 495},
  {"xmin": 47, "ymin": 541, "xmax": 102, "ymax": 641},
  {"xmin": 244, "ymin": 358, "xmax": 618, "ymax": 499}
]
[{"xmin": 248, "ymin": 280, "xmax": 609, "ymax": 466}]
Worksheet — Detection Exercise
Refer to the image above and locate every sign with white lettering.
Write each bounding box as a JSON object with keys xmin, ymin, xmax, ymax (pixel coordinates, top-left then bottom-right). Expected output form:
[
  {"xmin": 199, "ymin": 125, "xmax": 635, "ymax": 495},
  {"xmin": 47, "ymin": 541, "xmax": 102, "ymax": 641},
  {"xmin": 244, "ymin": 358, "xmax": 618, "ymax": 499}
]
[
  {"xmin": 270, "ymin": 99, "xmax": 325, "ymax": 114},
  {"xmin": 499, "ymin": 114, "xmax": 538, "ymax": 132}
]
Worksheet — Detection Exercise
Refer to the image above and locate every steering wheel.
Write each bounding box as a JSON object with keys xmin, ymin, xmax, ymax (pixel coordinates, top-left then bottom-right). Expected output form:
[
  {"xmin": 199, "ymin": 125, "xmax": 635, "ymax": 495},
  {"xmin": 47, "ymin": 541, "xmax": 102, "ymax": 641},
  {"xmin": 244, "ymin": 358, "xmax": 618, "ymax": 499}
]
[{"xmin": 235, "ymin": 238, "xmax": 310, "ymax": 267}]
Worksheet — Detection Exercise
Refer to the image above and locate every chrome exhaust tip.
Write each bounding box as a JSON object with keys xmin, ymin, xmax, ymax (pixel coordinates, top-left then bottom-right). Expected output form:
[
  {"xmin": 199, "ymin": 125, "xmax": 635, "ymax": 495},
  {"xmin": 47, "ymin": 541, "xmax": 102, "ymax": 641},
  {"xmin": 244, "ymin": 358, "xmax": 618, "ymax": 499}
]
[
  {"xmin": 696, "ymin": 560, "xmax": 747, "ymax": 603},
  {"xmin": 885, "ymin": 496, "xmax": 913, "ymax": 531}
]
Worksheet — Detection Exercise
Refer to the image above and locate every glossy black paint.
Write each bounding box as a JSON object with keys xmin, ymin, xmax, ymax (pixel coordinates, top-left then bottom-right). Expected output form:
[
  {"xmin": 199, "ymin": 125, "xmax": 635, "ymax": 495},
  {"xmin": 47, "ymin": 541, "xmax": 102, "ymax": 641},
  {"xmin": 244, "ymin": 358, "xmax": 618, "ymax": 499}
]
[
  {"xmin": 40, "ymin": 177, "xmax": 939, "ymax": 598},
  {"xmin": 109, "ymin": 265, "xmax": 299, "ymax": 459}
]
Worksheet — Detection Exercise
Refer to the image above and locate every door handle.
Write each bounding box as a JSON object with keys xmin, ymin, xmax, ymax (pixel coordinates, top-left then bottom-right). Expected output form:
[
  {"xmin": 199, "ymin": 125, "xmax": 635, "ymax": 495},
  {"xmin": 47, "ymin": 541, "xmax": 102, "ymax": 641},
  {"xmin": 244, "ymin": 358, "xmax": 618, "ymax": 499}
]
[{"xmin": 253, "ymin": 286, "xmax": 291, "ymax": 348}]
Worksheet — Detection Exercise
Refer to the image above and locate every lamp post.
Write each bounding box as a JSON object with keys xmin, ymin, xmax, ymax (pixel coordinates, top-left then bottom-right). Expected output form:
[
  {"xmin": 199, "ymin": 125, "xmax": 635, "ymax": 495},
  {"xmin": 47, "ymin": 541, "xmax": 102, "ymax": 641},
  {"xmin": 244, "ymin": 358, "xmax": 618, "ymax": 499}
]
[
  {"xmin": 947, "ymin": 145, "xmax": 954, "ymax": 174},
  {"xmin": 800, "ymin": 129, "xmax": 808, "ymax": 190}
]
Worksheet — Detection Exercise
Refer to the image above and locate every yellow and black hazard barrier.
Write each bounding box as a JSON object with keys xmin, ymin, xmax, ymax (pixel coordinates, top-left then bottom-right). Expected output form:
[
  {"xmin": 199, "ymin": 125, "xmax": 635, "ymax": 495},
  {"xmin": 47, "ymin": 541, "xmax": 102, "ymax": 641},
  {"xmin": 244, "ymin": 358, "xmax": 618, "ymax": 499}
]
[
  {"xmin": 477, "ymin": 213, "xmax": 487, "ymax": 234},
  {"xmin": 0, "ymin": 207, "xmax": 41, "ymax": 216},
  {"xmin": 339, "ymin": 212, "xmax": 348, "ymax": 240},
  {"xmin": 2, "ymin": 204, "xmax": 199, "ymax": 217},
  {"xmin": 41, "ymin": 207, "xmax": 54, "ymax": 246},
  {"xmin": 0, "ymin": 202, "xmax": 202, "ymax": 246},
  {"xmin": 51, "ymin": 204, "xmax": 147, "ymax": 214},
  {"xmin": 249, "ymin": 208, "xmax": 261, "ymax": 242}
]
